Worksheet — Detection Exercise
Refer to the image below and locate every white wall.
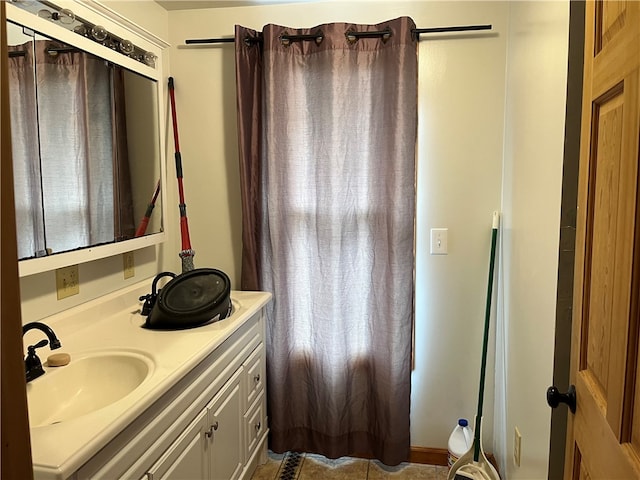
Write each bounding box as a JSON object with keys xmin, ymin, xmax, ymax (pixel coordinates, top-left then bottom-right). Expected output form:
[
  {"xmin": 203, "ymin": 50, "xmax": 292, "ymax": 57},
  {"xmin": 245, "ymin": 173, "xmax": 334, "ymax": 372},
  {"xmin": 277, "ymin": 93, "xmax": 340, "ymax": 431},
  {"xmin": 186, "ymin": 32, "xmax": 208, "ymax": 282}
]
[
  {"xmin": 166, "ymin": 0, "xmax": 508, "ymax": 453},
  {"xmin": 18, "ymin": 1, "xmax": 170, "ymax": 323},
  {"xmin": 102, "ymin": 1, "xmax": 169, "ymax": 40},
  {"xmin": 495, "ymin": 2, "xmax": 569, "ymax": 478}
]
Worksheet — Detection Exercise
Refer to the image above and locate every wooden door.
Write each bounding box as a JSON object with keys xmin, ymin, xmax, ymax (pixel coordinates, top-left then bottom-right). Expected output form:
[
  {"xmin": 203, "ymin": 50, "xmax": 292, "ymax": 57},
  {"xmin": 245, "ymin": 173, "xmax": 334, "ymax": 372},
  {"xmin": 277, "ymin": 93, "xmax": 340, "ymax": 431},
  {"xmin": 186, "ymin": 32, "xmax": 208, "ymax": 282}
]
[
  {"xmin": 565, "ymin": 1, "xmax": 640, "ymax": 478},
  {"xmin": 1, "ymin": 2, "xmax": 35, "ymax": 478}
]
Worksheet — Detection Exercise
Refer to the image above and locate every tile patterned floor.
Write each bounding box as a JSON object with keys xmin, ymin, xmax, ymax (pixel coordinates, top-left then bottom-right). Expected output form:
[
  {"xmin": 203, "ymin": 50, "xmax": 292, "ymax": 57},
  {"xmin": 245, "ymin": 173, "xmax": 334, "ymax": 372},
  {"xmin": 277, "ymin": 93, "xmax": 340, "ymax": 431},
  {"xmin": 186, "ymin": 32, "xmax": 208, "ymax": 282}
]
[{"xmin": 251, "ymin": 451, "xmax": 449, "ymax": 480}]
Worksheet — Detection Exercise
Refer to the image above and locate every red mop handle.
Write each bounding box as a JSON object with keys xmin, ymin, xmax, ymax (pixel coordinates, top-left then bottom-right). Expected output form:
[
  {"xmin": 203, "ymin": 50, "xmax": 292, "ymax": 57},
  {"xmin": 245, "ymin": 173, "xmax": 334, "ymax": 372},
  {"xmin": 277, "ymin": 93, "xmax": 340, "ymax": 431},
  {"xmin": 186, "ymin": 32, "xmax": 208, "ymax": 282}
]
[{"xmin": 168, "ymin": 77, "xmax": 193, "ymax": 254}]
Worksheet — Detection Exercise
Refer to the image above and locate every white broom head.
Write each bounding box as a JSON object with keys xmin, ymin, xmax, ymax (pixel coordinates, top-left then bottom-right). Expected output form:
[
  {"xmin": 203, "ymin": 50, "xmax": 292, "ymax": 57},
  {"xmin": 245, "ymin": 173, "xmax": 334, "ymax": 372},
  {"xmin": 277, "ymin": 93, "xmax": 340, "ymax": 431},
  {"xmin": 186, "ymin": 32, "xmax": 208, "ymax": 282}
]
[
  {"xmin": 451, "ymin": 462, "xmax": 499, "ymax": 480},
  {"xmin": 447, "ymin": 417, "xmax": 500, "ymax": 480}
]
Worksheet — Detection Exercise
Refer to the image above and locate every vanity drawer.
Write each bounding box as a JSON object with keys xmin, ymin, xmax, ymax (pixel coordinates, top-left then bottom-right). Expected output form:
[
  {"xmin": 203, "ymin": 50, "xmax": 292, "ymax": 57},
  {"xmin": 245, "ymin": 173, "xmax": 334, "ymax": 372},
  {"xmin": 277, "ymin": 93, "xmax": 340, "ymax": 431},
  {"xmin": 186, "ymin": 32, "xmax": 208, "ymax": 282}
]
[
  {"xmin": 243, "ymin": 343, "xmax": 265, "ymax": 411},
  {"xmin": 243, "ymin": 392, "xmax": 266, "ymax": 463}
]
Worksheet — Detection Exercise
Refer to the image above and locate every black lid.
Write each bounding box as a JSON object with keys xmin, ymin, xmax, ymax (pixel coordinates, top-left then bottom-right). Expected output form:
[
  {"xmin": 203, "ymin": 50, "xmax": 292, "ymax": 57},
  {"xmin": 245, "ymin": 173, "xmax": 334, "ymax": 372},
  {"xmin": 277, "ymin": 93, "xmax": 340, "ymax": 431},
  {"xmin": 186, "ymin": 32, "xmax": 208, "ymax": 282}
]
[
  {"xmin": 161, "ymin": 269, "xmax": 229, "ymax": 314},
  {"xmin": 145, "ymin": 268, "xmax": 232, "ymax": 329}
]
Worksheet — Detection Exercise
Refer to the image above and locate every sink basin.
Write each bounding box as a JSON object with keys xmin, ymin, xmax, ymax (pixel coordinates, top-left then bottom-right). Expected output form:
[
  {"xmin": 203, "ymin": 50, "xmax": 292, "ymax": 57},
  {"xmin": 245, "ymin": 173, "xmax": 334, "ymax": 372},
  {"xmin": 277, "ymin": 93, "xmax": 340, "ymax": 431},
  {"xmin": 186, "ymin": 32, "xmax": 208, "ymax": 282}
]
[{"xmin": 27, "ymin": 351, "xmax": 154, "ymax": 428}]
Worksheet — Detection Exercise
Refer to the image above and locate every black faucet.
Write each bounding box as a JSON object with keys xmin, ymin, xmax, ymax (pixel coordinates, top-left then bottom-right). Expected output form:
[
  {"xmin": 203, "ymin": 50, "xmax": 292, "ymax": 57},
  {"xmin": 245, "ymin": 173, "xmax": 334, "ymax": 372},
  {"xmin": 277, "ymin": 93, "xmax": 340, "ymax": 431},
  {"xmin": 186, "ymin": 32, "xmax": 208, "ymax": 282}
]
[{"xmin": 23, "ymin": 322, "xmax": 62, "ymax": 382}]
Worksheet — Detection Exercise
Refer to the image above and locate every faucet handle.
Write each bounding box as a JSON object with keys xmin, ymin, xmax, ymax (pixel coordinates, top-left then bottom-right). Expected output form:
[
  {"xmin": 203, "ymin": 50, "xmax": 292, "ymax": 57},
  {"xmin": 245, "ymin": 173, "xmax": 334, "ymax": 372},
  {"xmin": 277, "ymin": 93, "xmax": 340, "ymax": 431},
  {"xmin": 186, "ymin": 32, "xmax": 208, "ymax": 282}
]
[
  {"xmin": 139, "ymin": 293, "xmax": 156, "ymax": 316},
  {"xmin": 25, "ymin": 339, "xmax": 48, "ymax": 382},
  {"xmin": 28, "ymin": 339, "xmax": 49, "ymax": 353}
]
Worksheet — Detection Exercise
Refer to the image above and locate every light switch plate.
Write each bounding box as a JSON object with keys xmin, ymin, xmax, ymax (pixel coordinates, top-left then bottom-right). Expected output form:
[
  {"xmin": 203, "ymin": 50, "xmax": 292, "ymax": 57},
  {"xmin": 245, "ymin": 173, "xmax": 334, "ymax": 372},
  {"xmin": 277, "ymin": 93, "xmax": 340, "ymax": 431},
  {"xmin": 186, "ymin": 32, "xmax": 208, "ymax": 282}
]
[{"xmin": 430, "ymin": 228, "xmax": 448, "ymax": 255}]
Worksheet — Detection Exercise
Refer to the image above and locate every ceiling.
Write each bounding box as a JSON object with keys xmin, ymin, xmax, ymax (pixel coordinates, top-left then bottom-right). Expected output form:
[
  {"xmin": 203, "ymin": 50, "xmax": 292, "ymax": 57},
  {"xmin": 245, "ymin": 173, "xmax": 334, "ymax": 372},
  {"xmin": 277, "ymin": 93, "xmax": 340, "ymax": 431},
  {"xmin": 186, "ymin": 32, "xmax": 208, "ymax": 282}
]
[{"xmin": 155, "ymin": 0, "xmax": 315, "ymax": 10}]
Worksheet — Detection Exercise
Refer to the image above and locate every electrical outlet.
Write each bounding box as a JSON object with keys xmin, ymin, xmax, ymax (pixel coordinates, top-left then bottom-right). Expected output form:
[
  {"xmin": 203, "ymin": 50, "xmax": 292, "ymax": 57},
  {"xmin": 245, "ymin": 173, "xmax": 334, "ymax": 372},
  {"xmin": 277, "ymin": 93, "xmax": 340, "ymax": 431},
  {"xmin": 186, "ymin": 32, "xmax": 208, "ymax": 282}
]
[
  {"xmin": 123, "ymin": 252, "xmax": 135, "ymax": 279},
  {"xmin": 56, "ymin": 265, "xmax": 79, "ymax": 300},
  {"xmin": 514, "ymin": 426, "xmax": 522, "ymax": 467}
]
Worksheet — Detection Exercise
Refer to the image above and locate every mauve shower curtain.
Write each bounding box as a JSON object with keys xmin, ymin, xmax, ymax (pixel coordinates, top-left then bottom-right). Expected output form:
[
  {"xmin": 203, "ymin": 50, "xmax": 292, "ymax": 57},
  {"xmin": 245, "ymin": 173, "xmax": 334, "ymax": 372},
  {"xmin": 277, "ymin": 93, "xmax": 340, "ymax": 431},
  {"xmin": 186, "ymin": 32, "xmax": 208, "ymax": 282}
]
[{"xmin": 235, "ymin": 17, "xmax": 417, "ymax": 466}]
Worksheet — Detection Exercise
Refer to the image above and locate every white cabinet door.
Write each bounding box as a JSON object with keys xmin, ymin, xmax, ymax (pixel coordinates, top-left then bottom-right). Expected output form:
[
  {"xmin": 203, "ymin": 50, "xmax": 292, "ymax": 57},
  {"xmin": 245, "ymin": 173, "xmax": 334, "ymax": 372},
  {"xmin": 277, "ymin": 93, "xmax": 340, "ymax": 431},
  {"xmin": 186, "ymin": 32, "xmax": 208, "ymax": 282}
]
[
  {"xmin": 145, "ymin": 408, "xmax": 209, "ymax": 480},
  {"xmin": 208, "ymin": 368, "xmax": 244, "ymax": 480},
  {"xmin": 145, "ymin": 367, "xmax": 245, "ymax": 480}
]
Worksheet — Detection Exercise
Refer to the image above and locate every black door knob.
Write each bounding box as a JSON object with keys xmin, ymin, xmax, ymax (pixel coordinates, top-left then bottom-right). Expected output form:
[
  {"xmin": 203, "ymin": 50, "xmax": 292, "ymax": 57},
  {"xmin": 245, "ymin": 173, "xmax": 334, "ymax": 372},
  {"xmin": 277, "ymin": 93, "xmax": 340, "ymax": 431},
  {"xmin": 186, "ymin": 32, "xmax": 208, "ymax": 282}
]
[{"xmin": 547, "ymin": 385, "xmax": 576, "ymax": 413}]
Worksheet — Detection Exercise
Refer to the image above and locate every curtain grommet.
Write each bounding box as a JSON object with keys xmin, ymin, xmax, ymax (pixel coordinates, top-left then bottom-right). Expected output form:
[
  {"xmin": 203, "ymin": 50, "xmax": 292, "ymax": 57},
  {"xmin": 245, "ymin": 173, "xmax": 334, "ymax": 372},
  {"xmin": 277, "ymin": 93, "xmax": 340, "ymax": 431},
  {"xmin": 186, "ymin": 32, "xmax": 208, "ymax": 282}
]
[
  {"xmin": 279, "ymin": 31, "xmax": 323, "ymax": 47},
  {"xmin": 345, "ymin": 27, "xmax": 393, "ymax": 44},
  {"xmin": 280, "ymin": 33, "xmax": 291, "ymax": 47}
]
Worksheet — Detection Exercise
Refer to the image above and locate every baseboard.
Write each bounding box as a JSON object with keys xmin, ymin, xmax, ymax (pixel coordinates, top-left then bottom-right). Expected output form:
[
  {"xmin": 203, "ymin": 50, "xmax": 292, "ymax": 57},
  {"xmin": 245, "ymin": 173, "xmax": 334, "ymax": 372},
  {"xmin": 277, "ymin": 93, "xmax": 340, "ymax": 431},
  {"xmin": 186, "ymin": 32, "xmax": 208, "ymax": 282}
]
[
  {"xmin": 409, "ymin": 446, "xmax": 448, "ymax": 465},
  {"xmin": 341, "ymin": 446, "xmax": 499, "ymax": 476}
]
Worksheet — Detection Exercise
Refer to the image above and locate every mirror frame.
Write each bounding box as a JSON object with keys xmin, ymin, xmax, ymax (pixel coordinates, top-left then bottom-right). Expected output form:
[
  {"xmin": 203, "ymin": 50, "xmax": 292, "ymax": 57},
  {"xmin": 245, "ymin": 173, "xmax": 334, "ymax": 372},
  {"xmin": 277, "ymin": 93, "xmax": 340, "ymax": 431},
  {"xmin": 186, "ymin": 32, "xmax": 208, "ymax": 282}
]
[{"xmin": 6, "ymin": 1, "xmax": 169, "ymax": 277}]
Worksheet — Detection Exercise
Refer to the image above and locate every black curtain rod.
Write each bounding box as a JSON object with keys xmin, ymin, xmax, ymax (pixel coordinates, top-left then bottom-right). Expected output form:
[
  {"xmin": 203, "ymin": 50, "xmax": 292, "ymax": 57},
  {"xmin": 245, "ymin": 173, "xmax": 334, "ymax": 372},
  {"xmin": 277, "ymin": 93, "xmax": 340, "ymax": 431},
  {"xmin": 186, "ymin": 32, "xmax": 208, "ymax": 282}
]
[
  {"xmin": 46, "ymin": 46, "xmax": 80, "ymax": 54},
  {"xmin": 8, "ymin": 46, "xmax": 80, "ymax": 57},
  {"xmin": 185, "ymin": 24, "xmax": 492, "ymax": 45}
]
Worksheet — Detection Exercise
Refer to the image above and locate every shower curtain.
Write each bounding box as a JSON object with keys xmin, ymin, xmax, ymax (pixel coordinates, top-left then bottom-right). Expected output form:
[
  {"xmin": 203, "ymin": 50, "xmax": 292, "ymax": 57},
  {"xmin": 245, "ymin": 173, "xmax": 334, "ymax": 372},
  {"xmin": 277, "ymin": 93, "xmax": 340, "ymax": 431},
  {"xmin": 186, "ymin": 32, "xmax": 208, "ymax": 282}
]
[{"xmin": 235, "ymin": 17, "xmax": 417, "ymax": 466}]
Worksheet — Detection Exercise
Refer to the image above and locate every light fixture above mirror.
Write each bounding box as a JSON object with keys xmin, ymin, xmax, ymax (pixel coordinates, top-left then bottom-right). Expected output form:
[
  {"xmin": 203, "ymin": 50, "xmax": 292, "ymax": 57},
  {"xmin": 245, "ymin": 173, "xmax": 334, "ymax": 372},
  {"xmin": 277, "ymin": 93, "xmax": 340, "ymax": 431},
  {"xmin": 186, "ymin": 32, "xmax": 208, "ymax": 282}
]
[{"xmin": 10, "ymin": 0, "xmax": 157, "ymax": 67}]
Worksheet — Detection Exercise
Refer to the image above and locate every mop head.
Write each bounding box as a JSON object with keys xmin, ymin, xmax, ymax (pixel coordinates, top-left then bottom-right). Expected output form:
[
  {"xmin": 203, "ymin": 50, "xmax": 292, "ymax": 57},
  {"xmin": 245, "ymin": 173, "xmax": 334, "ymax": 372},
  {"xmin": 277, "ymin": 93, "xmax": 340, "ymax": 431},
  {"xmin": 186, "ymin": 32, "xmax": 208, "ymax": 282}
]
[{"xmin": 179, "ymin": 249, "xmax": 195, "ymax": 272}]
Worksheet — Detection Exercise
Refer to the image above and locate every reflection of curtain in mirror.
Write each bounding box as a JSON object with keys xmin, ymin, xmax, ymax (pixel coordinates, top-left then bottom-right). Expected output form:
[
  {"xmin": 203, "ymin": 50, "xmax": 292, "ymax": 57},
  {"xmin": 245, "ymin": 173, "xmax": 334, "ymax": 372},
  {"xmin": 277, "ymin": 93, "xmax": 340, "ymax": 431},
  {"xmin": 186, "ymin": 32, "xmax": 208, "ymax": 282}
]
[
  {"xmin": 8, "ymin": 40, "xmax": 134, "ymax": 258},
  {"xmin": 8, "ymin": 42, "xmax": 46, "ymax": 259}
]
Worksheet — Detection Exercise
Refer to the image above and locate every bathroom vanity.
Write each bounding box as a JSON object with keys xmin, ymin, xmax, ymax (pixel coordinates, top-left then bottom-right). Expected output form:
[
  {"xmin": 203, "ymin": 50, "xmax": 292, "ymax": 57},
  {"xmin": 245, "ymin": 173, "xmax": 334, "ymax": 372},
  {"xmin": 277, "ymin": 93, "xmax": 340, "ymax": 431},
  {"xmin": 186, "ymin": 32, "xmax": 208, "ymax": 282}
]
[{"xmin": 24, "ymin": 281, "xmax": 271, "ymax": 480}]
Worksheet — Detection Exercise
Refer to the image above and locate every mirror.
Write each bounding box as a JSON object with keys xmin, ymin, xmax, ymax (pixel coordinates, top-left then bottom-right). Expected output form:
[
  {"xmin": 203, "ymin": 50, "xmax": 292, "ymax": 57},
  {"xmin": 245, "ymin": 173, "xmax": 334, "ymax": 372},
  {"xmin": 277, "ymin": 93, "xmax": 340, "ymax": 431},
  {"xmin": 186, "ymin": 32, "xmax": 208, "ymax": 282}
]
[{"xmin": 5, "ymin": 4, "xmax": 166, "ymax": 276}]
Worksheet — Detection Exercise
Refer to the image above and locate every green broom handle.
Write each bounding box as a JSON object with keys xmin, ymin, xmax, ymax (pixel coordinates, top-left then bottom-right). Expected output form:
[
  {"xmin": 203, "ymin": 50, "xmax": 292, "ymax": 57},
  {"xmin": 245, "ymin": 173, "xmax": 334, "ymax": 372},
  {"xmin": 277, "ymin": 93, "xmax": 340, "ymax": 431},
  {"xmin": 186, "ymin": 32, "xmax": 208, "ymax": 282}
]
[{"xmin": 474, "ymin": 212, "xmax": 499, "ymax": 462}]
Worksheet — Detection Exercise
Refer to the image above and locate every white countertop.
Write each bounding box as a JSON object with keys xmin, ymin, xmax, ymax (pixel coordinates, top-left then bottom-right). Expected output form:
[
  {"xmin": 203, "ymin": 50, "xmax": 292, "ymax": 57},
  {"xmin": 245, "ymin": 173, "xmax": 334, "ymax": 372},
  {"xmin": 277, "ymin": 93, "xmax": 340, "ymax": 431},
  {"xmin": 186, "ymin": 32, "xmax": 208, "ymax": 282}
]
[{"xmin": 23, "ymin": 280, "xmax": 271, "ymax": 480}]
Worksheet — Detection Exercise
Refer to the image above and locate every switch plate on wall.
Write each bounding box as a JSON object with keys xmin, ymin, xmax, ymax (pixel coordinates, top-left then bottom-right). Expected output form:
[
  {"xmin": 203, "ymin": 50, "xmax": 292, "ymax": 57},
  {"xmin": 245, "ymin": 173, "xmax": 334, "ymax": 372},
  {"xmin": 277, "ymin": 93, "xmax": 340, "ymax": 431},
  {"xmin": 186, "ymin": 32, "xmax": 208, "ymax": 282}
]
[
  {"xmin": 56, "ymin": 265, "xmax": 79, "ymax": 300},
  {"xmin": 514, "ymin": 426, "xmax": 522, "ymax": 467},
  {"xmin": 430, "ymin": 228, "xmax": 448, "ymax": 255}
]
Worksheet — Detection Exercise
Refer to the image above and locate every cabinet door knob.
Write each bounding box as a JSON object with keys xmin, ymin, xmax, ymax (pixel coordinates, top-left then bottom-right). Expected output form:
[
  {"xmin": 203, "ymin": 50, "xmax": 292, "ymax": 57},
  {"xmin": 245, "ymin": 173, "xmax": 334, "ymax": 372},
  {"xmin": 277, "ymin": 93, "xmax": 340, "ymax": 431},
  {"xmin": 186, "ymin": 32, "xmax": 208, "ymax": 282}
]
[
  {"xmin": 205, "ymin": 421, "xmax": 219, "ymax": 438},
  {"xmin": 254, "ymin": 373, "xmax": 261, "ymax": 383},
  {"xmin": 255, "ymin": 421, "xmax": 261, "ymax": 431}
]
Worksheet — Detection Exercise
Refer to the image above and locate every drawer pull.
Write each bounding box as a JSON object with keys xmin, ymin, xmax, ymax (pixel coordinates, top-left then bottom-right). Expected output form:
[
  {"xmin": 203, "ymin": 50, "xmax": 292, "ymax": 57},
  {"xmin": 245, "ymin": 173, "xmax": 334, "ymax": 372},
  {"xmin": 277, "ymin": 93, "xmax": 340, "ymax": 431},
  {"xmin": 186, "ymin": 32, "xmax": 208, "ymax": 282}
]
[
  {"xmin": 255, "ymin": 421, "xmax": 261, "ymax": 431},
  {"xmin": 254, "ymin": 374, "xmax": 261, "ymax": 383},
  {"xmin": 205, "ymin": 421, "xmax": 219, "ymax": 438}
]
